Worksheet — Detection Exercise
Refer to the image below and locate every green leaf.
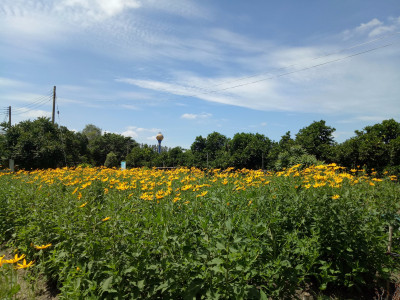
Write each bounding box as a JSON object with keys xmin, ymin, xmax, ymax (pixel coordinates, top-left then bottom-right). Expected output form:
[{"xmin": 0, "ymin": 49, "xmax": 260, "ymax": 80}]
[
  {"xmin": 260, "ymin": 289, "xmax": 268, "ymax": 300},
  {"xmin": 137, "ymin": 280, "xmax": 145, "ymax": 290},
  {"xmin": 208, "ymin": 257, "xmax": 224, "ymax": 265},
  {"xmin": 216, "ymin": 242, "xmax": 225, "ymax": 250},
  {"xmin": 101, "ymin": 276, "xmax": 113, "ymax": 292},
  {"xmin": 225, "ymin": 219, "xmax": 232, "ymax": 231}
]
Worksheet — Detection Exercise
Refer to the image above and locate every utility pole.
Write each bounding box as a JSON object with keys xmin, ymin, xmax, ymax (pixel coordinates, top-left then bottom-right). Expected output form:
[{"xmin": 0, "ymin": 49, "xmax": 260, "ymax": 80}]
[
  {"xmin": 52, "ymin": 86, "xmax": 56, "ymax": 124},
  {"xmin": 8, "ymin": 106, "xmax": 14, "ymax": 171}
]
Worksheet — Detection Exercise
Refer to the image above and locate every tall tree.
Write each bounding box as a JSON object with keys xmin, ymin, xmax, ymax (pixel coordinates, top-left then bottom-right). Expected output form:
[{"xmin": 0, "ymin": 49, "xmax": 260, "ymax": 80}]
[
  {"xmin": 295, "ymin": 120, "xmax": 336, "ymax": 161},
  {"xmin": 1, "ymin": 118, "xmax": 67, "ymax": 169},
  {"xmin": 229, "ymin": 132, "xmax": 272, "ymax": 169},
  {"xmin": 81, "ymin": 124, "xmax": 102, "ymax": 142},
  {"xmin": 89, "ymin": 132, "xmax": 138, "ymax": 166}
]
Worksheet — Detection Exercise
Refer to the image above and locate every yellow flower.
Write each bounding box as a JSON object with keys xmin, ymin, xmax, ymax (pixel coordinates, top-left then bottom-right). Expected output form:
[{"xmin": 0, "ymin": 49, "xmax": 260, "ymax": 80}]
[
  {"xmin": 72, "ymin": 187, "xmax": 79, "ymax": 194},
  {"xmin": 196, "ymin": 191, "xmax": 208, "ymax": 197},
  {"xmin": 34, "ymin": 243, "xmax": 52, "ymax": 250},
  {"xmin": 102, "ymin": 217, "xmax": 111, "ymax": 222},
  {"xmin": 15, "ymin": 259, "xmax": 34, "ymax": 269},
  {"xmin": 79, "ymin": 202, "xmax": 88, "ymax": 208},
  {"xmin": 3, "ymin": 254, "xmax": 25, "ymax": 264},
  {"xmin": 77, "ymin": 192, "xmax": 82, "ymax": 200},
  {"xmin": 0, "ymin": 255, "xmax": 5, "ymax": 267},
  {"xmin": 332, "ymin": 194, "xmax": 340, "ymax": 200}
]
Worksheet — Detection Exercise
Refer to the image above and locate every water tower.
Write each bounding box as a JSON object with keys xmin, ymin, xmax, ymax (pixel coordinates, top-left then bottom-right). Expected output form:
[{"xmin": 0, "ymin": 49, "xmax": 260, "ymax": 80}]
[{"xmin": 156, "ymin": 132, "xmax": 164, "ymax": 154}]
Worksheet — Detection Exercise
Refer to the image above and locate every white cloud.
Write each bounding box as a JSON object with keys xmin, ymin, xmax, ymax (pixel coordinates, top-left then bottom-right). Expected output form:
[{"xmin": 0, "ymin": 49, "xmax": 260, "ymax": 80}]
[
  {"xmin": 181, "ymin": 113, "xmax": 211, "ymax": 120},
  {"xmin": 0, "ymin": 77, "xmax": 28, "ymax": 87},
  {"xmin": 118, "ymin": 39, "xmax": 400, "ymax": 116},
  {"xmin": 369, "ymin": 25, "xmax": 395, "ymax": 37},
  {"xmin": 342, "ymin": 17, "xmax": 400, "ymax": 40},
  {"xmin": 120, "ymin": 104, "xmax": 138, "ymax": 110},
  {"xmin": 355, "ymin": 18, "xmax": 383, "ymax": 32},
  {"xmin": 58, "ymin": 0, "xmax": 141, "ymax": 21},
  {"xmin": 12, "ymin": 109, "xmax": 52, "ymax": 122},
  {"xmin": 337, "ymin": 116, "xmax": 389, "ymax": 124},
  {"xmin": 121, "ymin": 126, "xmax": 160, "ymax": 141}
]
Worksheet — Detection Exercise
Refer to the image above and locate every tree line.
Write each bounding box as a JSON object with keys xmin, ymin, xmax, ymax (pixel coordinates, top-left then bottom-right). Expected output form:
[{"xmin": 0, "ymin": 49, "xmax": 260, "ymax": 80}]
[{"xmin": 1, "ymin": 118, "xmax": 400, "ymax": 173}]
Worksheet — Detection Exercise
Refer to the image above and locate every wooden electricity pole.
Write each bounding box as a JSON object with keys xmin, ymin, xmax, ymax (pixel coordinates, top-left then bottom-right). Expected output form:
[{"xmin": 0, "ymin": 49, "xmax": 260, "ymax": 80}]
[
  {"xmin": 52, "ymin": 86, "xmax": 56, "ymax": 124},
  {"xmin": 8, "ymin": 106, "xmax": 11, "ymax": 127}
]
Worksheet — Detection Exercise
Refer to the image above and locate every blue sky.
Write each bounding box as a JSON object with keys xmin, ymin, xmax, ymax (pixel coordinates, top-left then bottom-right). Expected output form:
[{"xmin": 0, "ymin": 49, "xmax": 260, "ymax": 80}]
[{"xmin": 1, "ymin": 0, "xmax": 399, "ymax": 149}]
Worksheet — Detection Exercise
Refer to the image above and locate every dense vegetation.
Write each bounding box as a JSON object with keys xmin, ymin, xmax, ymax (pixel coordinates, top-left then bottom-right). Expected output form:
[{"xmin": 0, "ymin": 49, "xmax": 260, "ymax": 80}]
[
  {"xmin": 1, "ymin": 165, "xmax": 399, "ymax": 298},
  {"xmin": 1, "ymin": 118, "xmax": 400, "ymax": 174}
]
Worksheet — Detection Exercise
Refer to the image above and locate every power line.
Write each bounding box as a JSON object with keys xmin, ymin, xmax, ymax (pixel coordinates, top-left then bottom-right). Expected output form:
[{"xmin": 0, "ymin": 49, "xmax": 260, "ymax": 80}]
[
  {"xmin": 12, "ymin": 92, "xmax": 53, "ymax": 116},
  {"xmin": 182, "ymin": 39, "xmax": 400, "ymax": 98},
  {"xmin": 12, "ymin": 100, "xmax": 52, "ymax": 116},
  {"xmin": 194, "ymin": 31, "xmax": 400, "ymax": 92},
  {"xmin": 130, "ymin": 31, "xmax": 400, "ymax": 97},
  {"xmin": 12, "ymin": 90, "xmax": 53, "ymax": 112}
]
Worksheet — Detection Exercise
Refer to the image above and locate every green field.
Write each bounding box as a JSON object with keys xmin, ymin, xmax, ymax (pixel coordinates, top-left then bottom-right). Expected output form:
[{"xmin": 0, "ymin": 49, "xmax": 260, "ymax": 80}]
[{"xmin": 1, "ymin": 165, "xmax": 400, "ymax": 299}]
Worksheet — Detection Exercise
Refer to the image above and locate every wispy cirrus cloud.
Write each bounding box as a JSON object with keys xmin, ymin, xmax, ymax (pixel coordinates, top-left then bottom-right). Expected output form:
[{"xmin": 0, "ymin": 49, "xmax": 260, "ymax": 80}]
[
  {"xmin": 58, "ymin": 0, "xmax": 141, "ymax": 21},
  {"xmin": 0, "ymin": 77, "xmax": 29, "ymax": 87}
]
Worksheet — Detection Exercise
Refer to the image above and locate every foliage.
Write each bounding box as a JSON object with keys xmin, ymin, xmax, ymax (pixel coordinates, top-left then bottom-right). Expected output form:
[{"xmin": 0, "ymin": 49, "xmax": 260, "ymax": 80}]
[
  {"xmin": 275, "ymin": 145, "xmax": 323, "ymax": 170},
  {"xmin": 2, "ymin": 118, "xmax": 400, "ymax": 173},
  {"xmin": 1, "ymin": 165, "xmax": 399, "ymax": 298},
  {"xmin": 81, "ymin": 124, "xmax": 102, "ymax": 142},
  {"xmin": 89, "ymin": 132, "xmax": 137, "ymax": 166},
  {"xmin": 126, "ymin": 145, "xmax": 157, "ymax": 167},
  {"xmin": 336, "ymin": 119, "xmax": 400, "ymax": 173},
  {"xmin": 229, "ymin": 133, "xmax": 272, "ymax": 170},
  {"xmin": 104, "ymin": 152, "xmax": 119, "ymax": 168},
  {"xmin": 191, "ymin": 132, "xmax": 229, "ymax": 168},
  {"xmin": 295, "ymin": 120, "xmax": 336, "ymax": 162}
]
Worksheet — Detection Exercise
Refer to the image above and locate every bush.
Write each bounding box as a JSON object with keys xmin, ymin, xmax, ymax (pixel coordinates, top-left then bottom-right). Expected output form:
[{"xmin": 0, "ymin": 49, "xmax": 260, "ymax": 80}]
[{"xmin": 104, "ymin": 152, "xmax": 119, "ymax": 168}]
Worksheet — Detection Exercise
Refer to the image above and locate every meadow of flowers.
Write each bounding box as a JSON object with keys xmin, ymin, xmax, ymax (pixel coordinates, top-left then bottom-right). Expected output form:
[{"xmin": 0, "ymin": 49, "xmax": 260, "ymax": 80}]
[{"xmin": 1, "ymin": 164, "xmax": 400, "ymax": 298}]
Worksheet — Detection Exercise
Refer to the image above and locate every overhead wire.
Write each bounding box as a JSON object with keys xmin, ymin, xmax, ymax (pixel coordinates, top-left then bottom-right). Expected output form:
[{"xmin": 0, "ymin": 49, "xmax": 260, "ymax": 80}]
[
  {"xmin": 12, "ymin": 92, "xmax": 53, "ymax": 116},
  {"xmin": 135, "ymin": 31, "xmax": 400, "ymax": 97},
  {"xmin": 190, "ymin": 31, "xmax": 400, "ymax": 92},
  {"xmin": 177, "ymin": 38, "xmax": 400, "ymax": 99},
  {"xmin": 12, "ymin": 90, "xmax": 53, "ymax": 112}
]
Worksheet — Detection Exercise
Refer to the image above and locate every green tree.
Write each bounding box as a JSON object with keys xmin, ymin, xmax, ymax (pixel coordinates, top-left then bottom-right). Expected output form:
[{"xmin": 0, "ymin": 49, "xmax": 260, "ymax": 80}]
[
  {"xmin": 82, "ymin": 124, "xmax": 102, "ymax": 142},
  {"xmin": 89, "ymin": 133, "xmax": 137, "ymax": 166},
  {"xmin": 336, "ymin": 119, "xmax": 400, "ymax": 172},
  {"xmin": 229, "ymin": 133, "xmax": 272, "ymax": 169},
  {"xmin": 275, "ymin": 145, "xmax": 321, "ymax": 170},
  {"xmin": 268, "ymin": 131, "xmax": 296, "ymax": 169},
  {"xmin": 104, "ymin": 151, "xmax": 119, "ymax": 168},
  {"xmin": 126, "ymin": 145, "xmax": 156, "ymax": 167},
  {"xmin": 190, "ymin": 132, "xmax": 230, "ymax": 168},
  {"xmin": 295, "ymin": 120, "xmax": 336, "ymax": 161},
  {"xmin": 191, "ymin": 135, "xmax": 207, "ymax": 168},
  {"xmin": 1, "ymin": 118, "xmax": 68, "ymax": 169}
]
